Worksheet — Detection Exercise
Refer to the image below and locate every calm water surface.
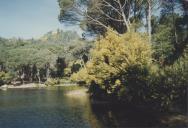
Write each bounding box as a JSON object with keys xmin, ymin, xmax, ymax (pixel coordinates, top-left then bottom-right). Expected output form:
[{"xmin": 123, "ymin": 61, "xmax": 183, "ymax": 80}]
[{"xmin": 0, "ymin": 87, "xmax": 181, "ymax": 128}]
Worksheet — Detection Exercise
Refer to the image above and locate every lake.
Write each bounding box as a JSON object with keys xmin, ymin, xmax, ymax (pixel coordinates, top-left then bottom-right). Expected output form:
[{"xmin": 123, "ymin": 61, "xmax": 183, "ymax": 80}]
[{"xmin": 0, "ymin": 86, "xmax": 186, "ymax": 128}]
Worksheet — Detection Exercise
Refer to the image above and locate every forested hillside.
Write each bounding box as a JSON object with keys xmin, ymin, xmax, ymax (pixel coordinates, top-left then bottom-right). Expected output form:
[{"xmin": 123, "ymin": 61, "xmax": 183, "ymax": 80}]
[{"xmin": 0, "ymin": 30, "xmax": 92, "ymax": 85}]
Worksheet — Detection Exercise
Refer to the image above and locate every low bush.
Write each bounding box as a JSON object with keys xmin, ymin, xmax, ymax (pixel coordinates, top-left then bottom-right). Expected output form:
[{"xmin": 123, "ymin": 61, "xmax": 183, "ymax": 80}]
[{"xmin": 0, "ymin": 71, "xmax": 14, "ymax": 86}]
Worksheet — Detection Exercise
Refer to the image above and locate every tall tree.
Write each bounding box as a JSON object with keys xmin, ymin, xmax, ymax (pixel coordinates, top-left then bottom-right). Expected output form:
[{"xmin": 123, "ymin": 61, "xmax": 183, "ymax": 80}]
[
  {"xmin": 147, "ymin": 0, "xmax": 152, "ymax": 43},
  {"xmin": 58, "ymin": 0, "xmax": 149, "ymax": 34}
]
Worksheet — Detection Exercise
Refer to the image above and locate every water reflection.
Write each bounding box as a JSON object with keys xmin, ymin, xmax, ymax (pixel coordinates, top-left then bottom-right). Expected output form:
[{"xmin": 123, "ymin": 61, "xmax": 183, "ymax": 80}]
[
  {"xmin": 0, "ymin": 87, "xmax": 185, "ymax": 128},
  {"xmin": 90, "ymin": 103, "xmax": 162, "ymax": 128}
]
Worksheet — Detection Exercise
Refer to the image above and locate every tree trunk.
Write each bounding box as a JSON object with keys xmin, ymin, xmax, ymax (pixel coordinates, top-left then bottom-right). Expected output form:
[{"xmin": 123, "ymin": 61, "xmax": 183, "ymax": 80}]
[
  {"xmin": 147, "ymin": 0, "xmax": 152, "ymax": 43},
  {"xmin": 31, "ymin": 68, "xmax": 33, "ymax": 82},
  {"xmin": 172, "ymin": 2, "xmax": 178, "ymax": 44},
  {"xmin": 46, "ymin": 67, "xmax": 50, "ymax": 80},
  {"xmin": 118, "ymin": 0, "xmax": 130, "ymax": 32},
  {"xmin": 37, "ymin": 69, "xmax": 41, "ymax": 84},
  {"xmin": 134, "ymin": 0, "xmax": 137, "ymax": 32},
  {"xmin": 21, "ymin": 72, "xmax": 25, "ymax": 85}
]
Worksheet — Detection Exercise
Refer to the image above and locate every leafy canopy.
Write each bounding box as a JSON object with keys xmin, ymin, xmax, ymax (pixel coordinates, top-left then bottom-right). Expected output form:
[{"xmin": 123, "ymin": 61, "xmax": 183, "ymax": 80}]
[{"xmin": 72, "ymin": 30, "xmax": 153, "ymax": 88}]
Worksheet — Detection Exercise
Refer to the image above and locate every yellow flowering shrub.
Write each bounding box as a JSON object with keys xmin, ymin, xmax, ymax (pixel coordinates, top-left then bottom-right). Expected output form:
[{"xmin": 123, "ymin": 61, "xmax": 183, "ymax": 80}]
[{"xmin": 71, "ymin": 30, "xmax": 153, "ymax": 94}]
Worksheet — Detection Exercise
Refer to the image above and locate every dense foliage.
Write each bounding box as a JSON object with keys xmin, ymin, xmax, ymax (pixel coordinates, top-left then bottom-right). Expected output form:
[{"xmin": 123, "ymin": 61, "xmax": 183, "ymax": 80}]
[
  {"xmin": 0, "ymin": 71, "xmax": 13, "ymax": 86},
  {"xmin": 71, "ymin": 30, "xmax": 187, "ymax": 109},
  {"xmin": 0, "ymin": 30, "xmax": 91, "ymax": 84},
  {"xmin": 72, "ymin": 31, "xmax": 153, "ymax": 100}
]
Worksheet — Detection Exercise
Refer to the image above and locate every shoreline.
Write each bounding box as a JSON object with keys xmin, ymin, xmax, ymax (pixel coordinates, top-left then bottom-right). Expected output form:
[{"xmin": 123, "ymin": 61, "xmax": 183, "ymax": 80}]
[{"xmin": 0, "ymin": 83, "xmax": 78, "ymax": 89}]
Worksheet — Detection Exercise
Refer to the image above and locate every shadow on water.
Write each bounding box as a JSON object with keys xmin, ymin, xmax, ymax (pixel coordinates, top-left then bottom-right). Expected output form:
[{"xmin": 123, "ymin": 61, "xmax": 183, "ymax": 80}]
[
  {"xmin": 64, "ymin": 87, "xmax": 188, "ymax": 128},
  {"xmin": 89, "ymin": 103, "xmax": 161, "ymax": 128},
  {"xmin": 0, "ymin": 87, "xmax": 187, "ymax": 128},
  {"xmin": 89, "ymin": 100, "xmax": 188, "ymax": 128}
]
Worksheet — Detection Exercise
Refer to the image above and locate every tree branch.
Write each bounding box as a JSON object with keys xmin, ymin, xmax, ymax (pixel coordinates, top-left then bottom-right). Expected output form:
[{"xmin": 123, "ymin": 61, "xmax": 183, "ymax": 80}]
[{"xmin": 117, "ymin": 0, "xmax": 130, "ymax": 31}]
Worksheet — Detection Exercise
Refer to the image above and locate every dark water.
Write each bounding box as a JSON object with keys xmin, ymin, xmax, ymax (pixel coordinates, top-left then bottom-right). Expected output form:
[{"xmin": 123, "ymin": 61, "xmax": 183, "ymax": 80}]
[{"xmin": 0, "ymin": 87, "xmax": 185, "ymax": 128}]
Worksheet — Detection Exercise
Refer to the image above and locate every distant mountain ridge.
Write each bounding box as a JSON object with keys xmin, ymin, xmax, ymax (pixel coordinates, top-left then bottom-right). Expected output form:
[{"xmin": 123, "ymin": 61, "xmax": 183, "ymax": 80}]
[
  {"xmin": 0, "ymin": 29, "xmax": 81, "ymax": 45},
  {"xmin": 38, "ymin": 29, "xmax": 81, "ymax": 44}
]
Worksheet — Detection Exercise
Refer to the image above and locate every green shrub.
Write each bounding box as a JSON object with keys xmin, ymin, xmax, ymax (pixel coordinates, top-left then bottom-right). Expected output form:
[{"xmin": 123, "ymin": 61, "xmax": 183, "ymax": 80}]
[
  {"xmin": 45, "ymin": 77, "xmax": 74, "ymax": 86},
  {"xmin": 71, "ymin": 30, "xmax": 187, "ymax": 110},
  {"xmin": 0, "ymin": 71, "xmax": 14, "ymax": 86},
  {"xmin": 145, "ymin": 51, "xmax": 188, "ymax": 109}
]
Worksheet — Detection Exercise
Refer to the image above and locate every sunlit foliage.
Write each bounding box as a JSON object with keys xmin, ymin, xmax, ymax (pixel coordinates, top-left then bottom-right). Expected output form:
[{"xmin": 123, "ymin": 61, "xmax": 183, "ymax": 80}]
[{"xmin": 72, "ymin": 30, "xmax": 153, "ymax": 99}]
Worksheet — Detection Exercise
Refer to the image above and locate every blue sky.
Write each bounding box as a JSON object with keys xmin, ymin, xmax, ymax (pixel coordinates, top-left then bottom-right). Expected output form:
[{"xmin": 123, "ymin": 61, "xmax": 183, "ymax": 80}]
[{"xmin": 0, "ymin": 0, "xmax": 82, "ymax": 39}]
